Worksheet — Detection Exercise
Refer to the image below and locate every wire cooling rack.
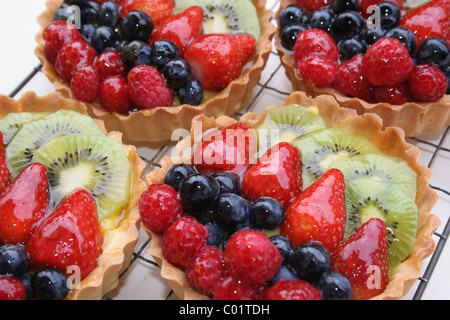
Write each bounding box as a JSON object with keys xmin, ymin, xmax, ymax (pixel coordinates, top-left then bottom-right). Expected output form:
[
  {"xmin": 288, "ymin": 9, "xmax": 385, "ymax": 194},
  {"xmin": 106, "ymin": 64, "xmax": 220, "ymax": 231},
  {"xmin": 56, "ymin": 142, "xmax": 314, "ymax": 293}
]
[{"xmin": 7, "ymin": 0, "xmax": 450, "ymax": 300}]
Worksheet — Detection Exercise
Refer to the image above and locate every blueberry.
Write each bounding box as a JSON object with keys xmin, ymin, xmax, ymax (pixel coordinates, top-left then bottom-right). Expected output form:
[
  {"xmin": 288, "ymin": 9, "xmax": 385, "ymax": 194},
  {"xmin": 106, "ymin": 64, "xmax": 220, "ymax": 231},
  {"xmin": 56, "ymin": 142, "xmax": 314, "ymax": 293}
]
[
  {"xmin": 178, "ymin": 78, "xmax": 204, "ymax": 106},
  {"xmin": 121, "ymin": 40, "xmax": 146, "ymax": 69},
  {"xmin": 443, "ymin": 66, "xmax": 450, "ymax": 94},
  {"xmin": 214, "ymin": 193, "xmax": 250, "ymax": 228},
  {"xmin": 211, "ymin": 172, "xmax": 240, "ymax": 196},
  {"xmin": 318, "ymin": 272, "xmax": 353, "ymax": 300},
  {"xmin": 198, "ymin": 215, "xmax": 225, "ymax": 247},
  {"xmin": 179, "ymin": 173, "xmax": 220, "ymax": 215},
  {"xmin": 19, "ymin": 273, "xmax": 32, "ymax": 300},
  {"xmin": 416, "ymin": 37, "xmax": 450, "ymax": 69},
  {"xmin": 65, "ymin": 0, "xmax": 90, "ymax": 6},
  {"xmin": 135, "ymin": 44, "xmax": 153, "ymax": 66},
  {"xmin": 97, "ymin": 1, "xmax": 120, "ymax": 28},
  {"xmin": 385, "ymin": 26, "xmax": 416, "ymax": 55},
  {"xmin": 164, "ymin": 164, "xmax": 197, "ymax": 191},
  {"xmin": 309, "ymin": 8, "xmax": 335, "ymax": 33},
  {"xmin": 120, "ymin": 10, "xmax": 153, "ymax": 42},
  {"xmin": 163, "ymin": 58, "xmax": 192, "ymax": 89},
  {"xmin": 281, "ymin": 24, "xmax": 307, "ymax": 50},
  {"xmin": 80, "ymin": 23, "xmax": 97, "ymax": 44},
  {"xmin": 91, "ymin": 25, "xmax": 120, "ymax": 54},
  {"xmin": 330, "ymin": 0, "xmax": 359, "ymax": 13},
  {"xmin": 0, "ymin": 244, "xmax": 28, "ymax": 276},
  {"xmin": 362, "ymin": 28, "xmax": 386, "ymax": 46},
  {"xmin": 31, "ymin": 268, "xmax": 69, "ymax": 300},
  {"xmin": 331, "ymin": 11, "xmax": 365, "ymax": 41},
  {"xmin": 377, "ymin": 1, "xmax": 401, "ymax": 29},
  {"xmin": 290, "ymin": 242, "xmax": 331, "ymax": 285},
  {"xmin": 151, "ymin": 40, "xmax": 180, "ymax": 69},
  {"xmin": 278, "ymin": 5, "xmax": 309, "ymax": 29},
  {"xmin": 80, "ymin": 1, "xmax": 100, "ymax": 24},
  {"xmin": 249, "ymin": 197, "xmax": 285, "ymax": 230},
  {"xmin": 269, "ymin": 235, "xmax": 293, "ymax": 265},
  {"xmin": 338, "ymin": 38, "xmax": 368, "ymax": 60},
  {"xmin": 53, "ymin": 6, "xmax": 75, "ymax": 22},
  {"xmin": 268, "ymin": 265, "xmax": 298, "ymax": 286}
]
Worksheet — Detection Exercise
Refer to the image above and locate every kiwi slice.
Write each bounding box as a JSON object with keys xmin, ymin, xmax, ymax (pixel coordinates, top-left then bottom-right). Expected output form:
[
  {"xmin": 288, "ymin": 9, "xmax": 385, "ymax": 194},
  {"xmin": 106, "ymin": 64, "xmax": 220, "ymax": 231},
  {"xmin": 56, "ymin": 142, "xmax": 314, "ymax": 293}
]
[
  {"xmin": 6, "ymin": 110, "xmax": 105, "ymax": 177},
  {"xmin": 345, "ymin": 179, "xmax": 418, "ymax": 269},
  {"xmin": 255, "ymin": 104, "xmax": 326, "ymax": 155},
  {"xmin": 0, "ymin": 112, "xmax": 49, "ymax": 145},
  {"xmin": 331, "ymin": 153, "xmax": 417, "ymax": 200},
  {"xmin": 292, "ymin": 128, "xmax": 382, "ymax": 188},
  {"xmin": 30, "ymin": 134, "xmax": 131, "ymax": 221},
  {"xmin": 174, "ymin": 0, "xmax": 261, "ymax": 40}
]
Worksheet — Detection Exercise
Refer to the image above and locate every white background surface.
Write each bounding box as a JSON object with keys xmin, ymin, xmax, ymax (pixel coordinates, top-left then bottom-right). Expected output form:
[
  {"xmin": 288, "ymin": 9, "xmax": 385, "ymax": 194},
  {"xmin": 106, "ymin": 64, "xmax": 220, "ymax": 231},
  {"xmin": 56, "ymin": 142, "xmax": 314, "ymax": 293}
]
[{"xmin": 0, "ymin": 0, "xmax": 449, "ymax": 300}]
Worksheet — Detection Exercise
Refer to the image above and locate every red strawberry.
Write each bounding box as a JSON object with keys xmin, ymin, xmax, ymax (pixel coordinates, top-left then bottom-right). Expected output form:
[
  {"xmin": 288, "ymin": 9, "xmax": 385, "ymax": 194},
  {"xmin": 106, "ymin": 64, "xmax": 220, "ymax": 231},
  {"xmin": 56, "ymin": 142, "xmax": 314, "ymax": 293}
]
[
  {"xmin": 184, "ymin": 33, "xmax": 256, "ymax": 91},
  {"xmin": 241, "ymin": 142, "xmax": 302, "ymax": 208},
  {"xmin": 120, "ymin": 0, "xmax": 175, "ymax": 24},
  {"xmin": 149, "ymin": 6, "xmax": 203, "ymax": 56},
  {"xmin": 192, "ymin": 122, "xmax": 257, "ymax": 176},
  {"xmin": 0, "ymin": 163, "xmax": 49, "ymax": 244},
  {"xmin": 331, "ymin": 218, "xmax": 389, "ymax": 300},
  {"xmin": 280, "ymin": 168, "xmax": 345, "ymax": 251},
  {"xmin": 0, "ymin": 132, "xmax": 11, "ymax": 193},
  {"xmin": 26, "ymin": 189, "xmax": 103, "ymax": 279},
  {"xmin": 399, "ymin": 0, "xmax": 450, "ymax": 47}
]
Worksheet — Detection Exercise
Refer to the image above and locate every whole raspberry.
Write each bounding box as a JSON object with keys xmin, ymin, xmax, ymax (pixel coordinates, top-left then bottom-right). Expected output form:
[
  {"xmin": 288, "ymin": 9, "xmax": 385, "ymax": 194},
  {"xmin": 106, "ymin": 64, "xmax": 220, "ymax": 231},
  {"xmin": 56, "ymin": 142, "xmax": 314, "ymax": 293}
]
[
  {"xmin": 186, "ymin": 246, "xmax": 228, "ymax": 296},
  {"xmin": 70, "ymin": 64, "xmax": 100, "ymax": 102},
  {"xmin": 54, "ymin": 40, "xmax": 97, "ymax": 83},
  {"xmin": 362, "ymin": 38, "xmax": 414, "ymax": 86},
  {"xmin": 127, "ymin": 65, "xmax": 173, "ymax": 109},
  {"xmin": 296, "ymin": 0, "xmax": 332, "ymax": 12},
  {"xmin": 99, "ymin": 76, "xmax": 133, "ymax": 114},
  {"xmin": 223, "ymin": 229, "xmax": 282, "ymax": 285},
  {"xmin": 264, "ymin": 279, "xmax": 322, "ymax": 300},
  {"xmin": 408, "ymin": 64, "xmax": 448, "ymax": 102},
  {"xmin": 162, "ymin": 216, "xmax": 208, "ymax": 268},
  {"xmin": 297, "ymin": 54, "xmax": 337, "ymax": 87},
  {"xmin": 373, "ymin": 83, "xmax": 410, "ymax": 104},
  {"xmin": 95, "ymin": 50, "xmax": 127, "ymax": 81},
  {"xmin": 139, "ymin": 183, "xmax": 183, "ymax": 234},
  {"xmin": 293, "ymin": 29, "xmax": 339, "ymax": 66},
  {"xmin": 42, "ymin": 20, "xmax": 82, "ymax": 64},
  {"xmin": 333, "ymin": 54, "xmax": 374, "ymax": 102},
  {"xmin": 212, "ymin": 275, "xmax": 259, "ymax": 300}
]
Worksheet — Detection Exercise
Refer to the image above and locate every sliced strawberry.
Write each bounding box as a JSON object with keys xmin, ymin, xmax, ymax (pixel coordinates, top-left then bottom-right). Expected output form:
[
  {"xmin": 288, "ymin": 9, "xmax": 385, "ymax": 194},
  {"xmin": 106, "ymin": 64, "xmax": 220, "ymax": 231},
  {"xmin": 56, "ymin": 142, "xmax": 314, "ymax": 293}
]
[
  {"xmin": 184, "ymin": 33, "xmax": 256, "ymax": 91},
  {"xmin": 0, "ymin": 163, "xmax": 49, "ymax": 244},
  {"xmin": 192, "ymin": 122, "xmax": 257, "ymax": 176},
  {"xmin": 399, "ymin": 0, "xmax": 450, "ymax": 47},
  {"xmin": 120, "ymin": 0, "xmax": 175, "ymax": 24},
  {"xmin": 331, "ymin": 218, "xmax": 389, "ymax": 300},
  {"xmin": 149, "ymin": 6, "xmax": 203, "ymax": 56},
  {"xmin": 241, "ymin": 142, "xmax": 302, "ymax": 208},
  {"xmin": 280, "ymin": 168, "xmax": 345, "ymax": 251},
  {"xmin": 0, "ymin": 132, "xmax": 11, "ymax": 193},
  {"xmin": 26, "ymin": 189, "xmax": 103, "ymax": 279}
]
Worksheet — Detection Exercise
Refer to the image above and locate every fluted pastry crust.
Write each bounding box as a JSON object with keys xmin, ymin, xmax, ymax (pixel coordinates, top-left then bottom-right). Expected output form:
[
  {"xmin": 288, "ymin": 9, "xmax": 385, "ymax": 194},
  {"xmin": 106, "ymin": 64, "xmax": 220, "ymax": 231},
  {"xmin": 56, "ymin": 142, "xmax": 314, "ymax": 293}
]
[
  {"xmin": 144, "ymin": 91, "xmax": 440, "ymax": 300},
  {"xmin": 0, "ymin": 92, "xmax": 147, "ymax": 300},
  {"xmin": 274, "ymin": 0, "xmax": 450, "ymax": 137},
  {"xmin": 35, "ymin": 0, "xmax": 277, "ymax": 143}
]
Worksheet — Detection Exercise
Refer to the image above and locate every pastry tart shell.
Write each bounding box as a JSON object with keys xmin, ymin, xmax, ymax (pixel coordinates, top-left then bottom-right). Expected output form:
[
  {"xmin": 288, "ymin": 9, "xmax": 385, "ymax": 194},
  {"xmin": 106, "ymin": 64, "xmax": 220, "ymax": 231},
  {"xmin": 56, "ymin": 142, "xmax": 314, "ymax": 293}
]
[
  {"xmin": 274, "ymin": 0, "xmax": 450, "ymax": 138},
  {"xmin": 0, "ymin": 91, "xmax": 148, "ymax": 300},
  {"xmin": 144, "ymin": 91, "xmax": 440, "ymax": 300},
  {"xmin": 35, "ymin": 0, "xmax": 277, "ymax": 143}
]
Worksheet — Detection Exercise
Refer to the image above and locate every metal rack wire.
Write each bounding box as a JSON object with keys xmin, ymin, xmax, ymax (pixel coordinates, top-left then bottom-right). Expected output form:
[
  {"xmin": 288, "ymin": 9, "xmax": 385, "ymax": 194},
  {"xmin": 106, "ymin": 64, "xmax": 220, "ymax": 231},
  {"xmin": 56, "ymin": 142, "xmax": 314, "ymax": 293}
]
[{"xmin": 7, "ymin": 0, "xmax": 449, "ymax": 300}]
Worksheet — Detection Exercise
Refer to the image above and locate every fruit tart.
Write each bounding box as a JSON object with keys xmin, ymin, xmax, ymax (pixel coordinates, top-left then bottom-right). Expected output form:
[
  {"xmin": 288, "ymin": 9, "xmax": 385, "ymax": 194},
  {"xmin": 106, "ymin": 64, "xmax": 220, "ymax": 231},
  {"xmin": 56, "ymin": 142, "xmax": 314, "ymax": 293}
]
[
  {"xmin": 140, "ymin": 91, "xmax": 440, "ymax": 300},
  {"xmin": 0, "ymin": 91, "xmax": 147, "ymax": 300},
  {"xmin": 35, "ymin": 0, "xmax": 276, "ymax": 143},
  {"xmin": 275, "ymin": 0, "xmax": 450, "ymax": 137}
]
